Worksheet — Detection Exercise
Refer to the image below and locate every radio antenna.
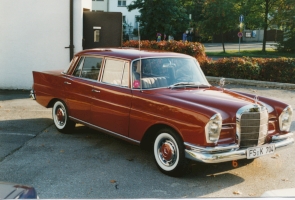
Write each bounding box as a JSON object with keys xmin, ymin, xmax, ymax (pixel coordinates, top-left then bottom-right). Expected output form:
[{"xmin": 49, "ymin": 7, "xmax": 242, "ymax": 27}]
[
  {"xmin": 138, "ymin": 22, "xmax": 141, "ymax": 51},
  {"xmin": 138, "ymin": 22, "xmax": 143, "ymax": 92}
]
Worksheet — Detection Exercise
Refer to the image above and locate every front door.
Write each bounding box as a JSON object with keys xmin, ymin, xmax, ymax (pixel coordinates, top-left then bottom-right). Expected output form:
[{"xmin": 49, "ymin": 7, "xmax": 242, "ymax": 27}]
[
  {"xmin": 91, "ymin": 58, "xmax": 132, "ymax": 137},
  {"xmin": 83, "ymin": 12, "xmax": 123, "ymax": 49}
]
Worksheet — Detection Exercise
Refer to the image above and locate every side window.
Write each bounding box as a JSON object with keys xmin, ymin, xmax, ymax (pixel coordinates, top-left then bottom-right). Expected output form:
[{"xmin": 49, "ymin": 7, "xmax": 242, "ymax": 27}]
[
  {"xmin": 73, "ymin": 57, "xmax": 84, "ymax": 77},
  {"xmin": 72, "ymin": 57, "xmax": 102, "ymax": 80},
  {"xmin": 122, "ymin": 63, "xmax": 129, "ymax": 87},
  {"xmin": 102, "ymin": 59, "xmax": 129, "ymax": 87}
]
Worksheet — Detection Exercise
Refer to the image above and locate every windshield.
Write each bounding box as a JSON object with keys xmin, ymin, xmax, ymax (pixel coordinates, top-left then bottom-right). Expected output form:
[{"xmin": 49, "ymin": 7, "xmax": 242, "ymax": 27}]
[{"xmin": 132, "ymin": 57, "xmax": 210, "ymax": 89}]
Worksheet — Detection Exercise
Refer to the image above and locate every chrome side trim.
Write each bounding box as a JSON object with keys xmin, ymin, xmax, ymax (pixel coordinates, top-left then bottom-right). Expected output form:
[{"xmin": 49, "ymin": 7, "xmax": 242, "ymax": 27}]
[
  {"xmin": 69, "ymin": 116, "xmax": 140, "ymax": 145},
  {"xmin": 185, "ymin": 133, "xmax": 294, "ymax": 163}
]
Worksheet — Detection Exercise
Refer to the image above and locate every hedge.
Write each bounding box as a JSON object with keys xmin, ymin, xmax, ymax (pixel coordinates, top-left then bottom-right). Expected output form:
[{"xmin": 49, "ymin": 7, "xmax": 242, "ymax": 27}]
[
  {"xmin": 201, "ymin": 57, "xmax": 295, "ymax": 84},
  {"xmin": 123, "ymin": 40, "xmax": 295, "ymax": 84}
]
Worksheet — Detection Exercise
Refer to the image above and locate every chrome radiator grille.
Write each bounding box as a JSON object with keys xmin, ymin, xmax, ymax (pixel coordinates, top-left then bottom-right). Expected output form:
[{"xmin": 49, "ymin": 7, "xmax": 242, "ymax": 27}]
[{"xmin": 236, "ymin": 105, "xmax": 269, "ymax": 147}]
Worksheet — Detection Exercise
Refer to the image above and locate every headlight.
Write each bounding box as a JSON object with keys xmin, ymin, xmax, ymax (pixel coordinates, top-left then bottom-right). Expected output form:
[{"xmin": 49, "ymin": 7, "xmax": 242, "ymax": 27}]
[
  {"xmin": 205, "ymin": 113, "xmax": 222, "ymax": 143},
  {"xmin": 279, "ymin": 105, "xmax": 293, "ymax": 131}
]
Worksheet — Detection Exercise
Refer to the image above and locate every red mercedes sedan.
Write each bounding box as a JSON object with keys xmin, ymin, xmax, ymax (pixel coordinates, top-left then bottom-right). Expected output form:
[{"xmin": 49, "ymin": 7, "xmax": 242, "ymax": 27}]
[{"xmin": 31, "ymin": 48, "xmax": 294, "ymax": 177}]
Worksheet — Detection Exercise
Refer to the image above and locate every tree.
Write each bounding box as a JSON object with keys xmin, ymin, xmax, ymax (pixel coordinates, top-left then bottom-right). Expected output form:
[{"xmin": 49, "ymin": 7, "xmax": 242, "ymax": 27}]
[
  {"xmin": 180, "ymin": 0, "xmax": 205, "ymax": 41},
  {"xmin": 180, "ymin": 0, "xmax": 205, "ymax": 25},
  {"xmin": 272, "ymin": 0, "xmax": 295, "ymax": 52},
  {"xmin": 238, "ymin": 0, "xmax": 287, "ymax": 52},
  {"xmin": 198, "ymin": 0, "xmax": 239, "ymax": 52},
  {"xmin": 236, "ymin": 0, "xmax": 264, "ymax": 30},
  {"xmin": 127, "ymin": 0, "xmax": 189, "ymax": 40}
]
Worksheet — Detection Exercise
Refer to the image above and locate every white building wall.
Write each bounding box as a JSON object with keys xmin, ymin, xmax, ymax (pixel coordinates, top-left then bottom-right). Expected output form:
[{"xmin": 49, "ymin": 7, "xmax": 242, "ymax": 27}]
[
  {"xmin": 92, "ymin": 0, "xmax": 108, "ymax": 11},
  {"xmin": 0, "ymin": 0, "xmax": 91, "ymax": 90},
  {"xmin": 243, "ymin": 30, "xmax": 264, "ymax": 42},
  {"xmin": 74, "ymin": 0, "xmax": 92, "ymax": 55},
  {"xmin": 110, "ymin": 0, "xmax": 140, "ymax": 29}
]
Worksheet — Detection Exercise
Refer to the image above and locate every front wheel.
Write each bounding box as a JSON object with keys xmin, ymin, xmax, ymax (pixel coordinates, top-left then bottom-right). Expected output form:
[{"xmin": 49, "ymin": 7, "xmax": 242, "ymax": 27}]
[
  {"xmin": 52, "ymin": 100, "xmax": 75, "ymax": 133},
  {"xmin": 153, "ymin": 128, "xmax": 187, "ymax": 177}
]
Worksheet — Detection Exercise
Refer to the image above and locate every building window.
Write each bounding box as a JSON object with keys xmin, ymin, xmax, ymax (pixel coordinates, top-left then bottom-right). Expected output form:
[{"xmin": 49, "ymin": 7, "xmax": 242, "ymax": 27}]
[
  {"xmin": 94, "ymin": 30, "xmax": 100, "ymax": 42},
  {"xmin": 118, "ymin": 0, "xmax": 126, "ymax": 7}
]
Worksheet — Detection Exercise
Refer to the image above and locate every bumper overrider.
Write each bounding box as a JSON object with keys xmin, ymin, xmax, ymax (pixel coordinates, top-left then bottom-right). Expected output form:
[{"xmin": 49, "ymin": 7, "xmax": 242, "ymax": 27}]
[
  {"xmin": 30, "ymin": 89, "xmax": 36, "ymax": 100},
  {"xmin": 184, "ymin": 132, "xmax": 294, "ymax": 163}
]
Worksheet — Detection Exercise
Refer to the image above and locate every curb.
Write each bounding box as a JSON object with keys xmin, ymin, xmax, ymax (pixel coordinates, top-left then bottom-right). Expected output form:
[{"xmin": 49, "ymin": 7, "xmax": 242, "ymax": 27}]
[{"xmin": 206, "ymin": 76, "xmax": 295, "ymax": 90}]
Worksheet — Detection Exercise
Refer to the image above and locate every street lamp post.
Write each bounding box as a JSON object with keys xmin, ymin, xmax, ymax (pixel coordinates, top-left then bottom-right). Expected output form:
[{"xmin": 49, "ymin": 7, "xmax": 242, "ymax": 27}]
[
  {"xmin": 188, "ymin": 14, "xmax": 192, "ymax": 42},
  {"xmin": 239, "ymin": 14, "xmax": 244, "ymax": 53}
]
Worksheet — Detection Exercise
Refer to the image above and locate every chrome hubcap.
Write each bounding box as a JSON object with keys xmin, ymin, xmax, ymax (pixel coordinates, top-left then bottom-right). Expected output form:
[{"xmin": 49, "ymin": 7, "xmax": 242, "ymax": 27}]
[
  {"xmin": 56, "ymin": 107, "xmax": 65, "ymax": 125},
  {"xmin": 158, "ymin": 140, "xmax": 176, "ymax": 167}
]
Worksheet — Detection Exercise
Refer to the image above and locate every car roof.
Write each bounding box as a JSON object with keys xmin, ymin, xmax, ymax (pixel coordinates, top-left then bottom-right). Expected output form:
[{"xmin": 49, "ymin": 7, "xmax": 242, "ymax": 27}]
[{"xmin": 75, "ymin": 48, "xmax": 193, "ymax": 61}]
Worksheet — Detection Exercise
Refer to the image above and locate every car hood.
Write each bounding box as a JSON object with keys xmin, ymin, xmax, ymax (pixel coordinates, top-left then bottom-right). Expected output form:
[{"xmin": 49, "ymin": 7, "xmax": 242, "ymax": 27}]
[{"xmin": 160, "ymin": 87, "xmax": 258, "ymax": 123}]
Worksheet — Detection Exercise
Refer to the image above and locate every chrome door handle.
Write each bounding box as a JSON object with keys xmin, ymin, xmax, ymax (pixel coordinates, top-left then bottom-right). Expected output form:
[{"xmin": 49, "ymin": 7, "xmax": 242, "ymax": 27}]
[
  {"xmin": 64, "ymin": 81, "xmax": 71, "ymax": 85},
  {"xmin": 92, "ymin": 89, "xmax": 100, "ymax": 93}
]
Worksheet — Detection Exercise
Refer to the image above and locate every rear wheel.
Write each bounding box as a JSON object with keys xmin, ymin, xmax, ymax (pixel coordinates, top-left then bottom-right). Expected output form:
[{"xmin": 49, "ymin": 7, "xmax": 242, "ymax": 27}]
[
  {"xmin": 153, "ymin": 128, "xmax": 187, "ymax": 177},
  {"xmin": 52, "ymin": 101, "xmax": 75, "ymax": 133}
]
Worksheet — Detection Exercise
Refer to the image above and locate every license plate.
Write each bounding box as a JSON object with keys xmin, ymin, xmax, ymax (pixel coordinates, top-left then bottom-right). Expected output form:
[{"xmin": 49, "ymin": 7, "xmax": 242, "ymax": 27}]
[{"xmin": 247, "ymin": 144, "xmax": 275, "ymax": 159}]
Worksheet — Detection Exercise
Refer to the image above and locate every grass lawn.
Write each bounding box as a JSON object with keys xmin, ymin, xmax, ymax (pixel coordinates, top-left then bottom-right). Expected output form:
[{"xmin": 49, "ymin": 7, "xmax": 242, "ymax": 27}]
[{"xmin": 206, "ymin": 49, "xmax": 295, "ymax": 58}]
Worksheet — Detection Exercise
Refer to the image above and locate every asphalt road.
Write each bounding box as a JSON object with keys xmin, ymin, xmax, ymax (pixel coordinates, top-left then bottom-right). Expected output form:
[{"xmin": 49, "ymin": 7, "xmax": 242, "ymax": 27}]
[
  {"xmin": 203, "ymin": 42, "xmax": 277, "ymax": 52},
  {"xmin": 0, "ymin": 85, "xmax": 294, "ymax": 198}
]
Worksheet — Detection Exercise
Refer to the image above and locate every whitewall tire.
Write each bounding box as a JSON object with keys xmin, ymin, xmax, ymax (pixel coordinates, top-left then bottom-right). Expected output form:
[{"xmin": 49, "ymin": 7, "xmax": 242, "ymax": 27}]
[
  {"xmin": 153, "ymin": 128, "xmax": 187, "ymax": 177},
  {"xmin": 52, "ymin": 101, "xmax": 75, "ymax": 133}
]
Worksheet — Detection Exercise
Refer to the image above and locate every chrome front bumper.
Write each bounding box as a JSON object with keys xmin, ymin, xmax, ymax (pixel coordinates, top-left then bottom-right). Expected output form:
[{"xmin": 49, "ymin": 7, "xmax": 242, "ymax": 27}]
[{"xmin": 185, "ymin": 132, "xmax": 294, "ymax": 163}]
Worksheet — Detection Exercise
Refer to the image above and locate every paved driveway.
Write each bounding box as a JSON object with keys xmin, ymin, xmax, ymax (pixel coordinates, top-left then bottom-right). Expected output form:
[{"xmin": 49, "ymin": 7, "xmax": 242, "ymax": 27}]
[
  {"xmin": 0, "ymin": 85, "xmax": 294, "ymax": 198},
  {"xmin": 0, "ymin": 91, "xmax": 52, "ymax": 162}
]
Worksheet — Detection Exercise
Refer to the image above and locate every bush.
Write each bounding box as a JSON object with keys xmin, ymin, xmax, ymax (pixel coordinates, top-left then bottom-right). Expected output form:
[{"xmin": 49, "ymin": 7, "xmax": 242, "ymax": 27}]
[
  {"xmin": 254, "ymin": 57, "xmax": 295, "ymax": 83},
  {"xmin": 122, "ymin": 40, "xmax": 208, "ymax": 63},
  {"xmin": 201, "ymin": 57, "xmax": 295, "ymax": 84},
  {"xmin": 201, "ymin": 57, "xmax": 260, "ymax": 80}
]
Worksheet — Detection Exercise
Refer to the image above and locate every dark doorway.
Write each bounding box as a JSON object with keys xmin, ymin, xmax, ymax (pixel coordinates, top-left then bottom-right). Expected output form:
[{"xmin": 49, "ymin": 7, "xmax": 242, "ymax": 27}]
[{"xmin": 83, "ymin": 12, "xmax": 122, "ymax": 49}]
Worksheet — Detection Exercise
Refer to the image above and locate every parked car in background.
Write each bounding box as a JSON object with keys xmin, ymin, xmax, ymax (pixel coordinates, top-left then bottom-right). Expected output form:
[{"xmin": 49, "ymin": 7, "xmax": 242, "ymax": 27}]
[
  {"xmin": 0, "ymin": 181, "xmax": 38, "ymax": 199},
  {"xmin": 31, "ymin": 48, "xmax": 294, "ymax": 177},
  {"xmin": 261, "ymin": 188, "xmax": 295, "ymax": 197}
]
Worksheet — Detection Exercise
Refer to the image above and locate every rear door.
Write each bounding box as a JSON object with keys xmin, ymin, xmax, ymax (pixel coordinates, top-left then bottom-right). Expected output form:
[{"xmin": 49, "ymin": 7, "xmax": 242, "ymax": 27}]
[
  {"xmin": 64, "ymin": 56, "xmax": 103, "ymax": 122},
  {"xmin": 91, "ymin": 58, "xmax": 132, "ymax": 137}
]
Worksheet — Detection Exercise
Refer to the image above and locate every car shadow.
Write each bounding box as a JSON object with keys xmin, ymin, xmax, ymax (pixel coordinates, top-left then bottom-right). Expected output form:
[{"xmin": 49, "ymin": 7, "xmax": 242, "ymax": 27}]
[
  {"xmin": 0, "ymin": 118, "xmax": 53, "ymax": 162},
  {"xmin": 64, "ymin": 124, "xmax": 246, "ymax": 197},
  {"xmin": 0, "ymin": 120, "xmax": 246, "ymax": 198},
  {"xmin": 0, "ymin": 90, "xmax": 31, "ymax": 101},
  {"xmin": 0, "ymin": 118, "xmax": 53, "ymax": 134}
]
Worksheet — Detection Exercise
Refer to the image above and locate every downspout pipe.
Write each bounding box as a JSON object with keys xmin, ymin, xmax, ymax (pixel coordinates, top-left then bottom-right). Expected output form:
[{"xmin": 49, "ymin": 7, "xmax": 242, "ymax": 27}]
[
  {"xmin": 70, "ymin": 0, "xmax": 74, "ymax": 61},
  {"xmin": 65, "ymin": 0, "xmax": 74, "ymax": 61},
  {"xmin": 107, "ymin": 0, "xmax": 109, "ymax": 12}
]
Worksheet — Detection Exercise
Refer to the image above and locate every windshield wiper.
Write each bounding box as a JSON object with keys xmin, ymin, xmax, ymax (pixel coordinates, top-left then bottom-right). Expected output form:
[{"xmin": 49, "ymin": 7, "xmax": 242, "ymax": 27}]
[{"xmin": 169, "ymin": 82, "xmax": 210, "ymax": 89}]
